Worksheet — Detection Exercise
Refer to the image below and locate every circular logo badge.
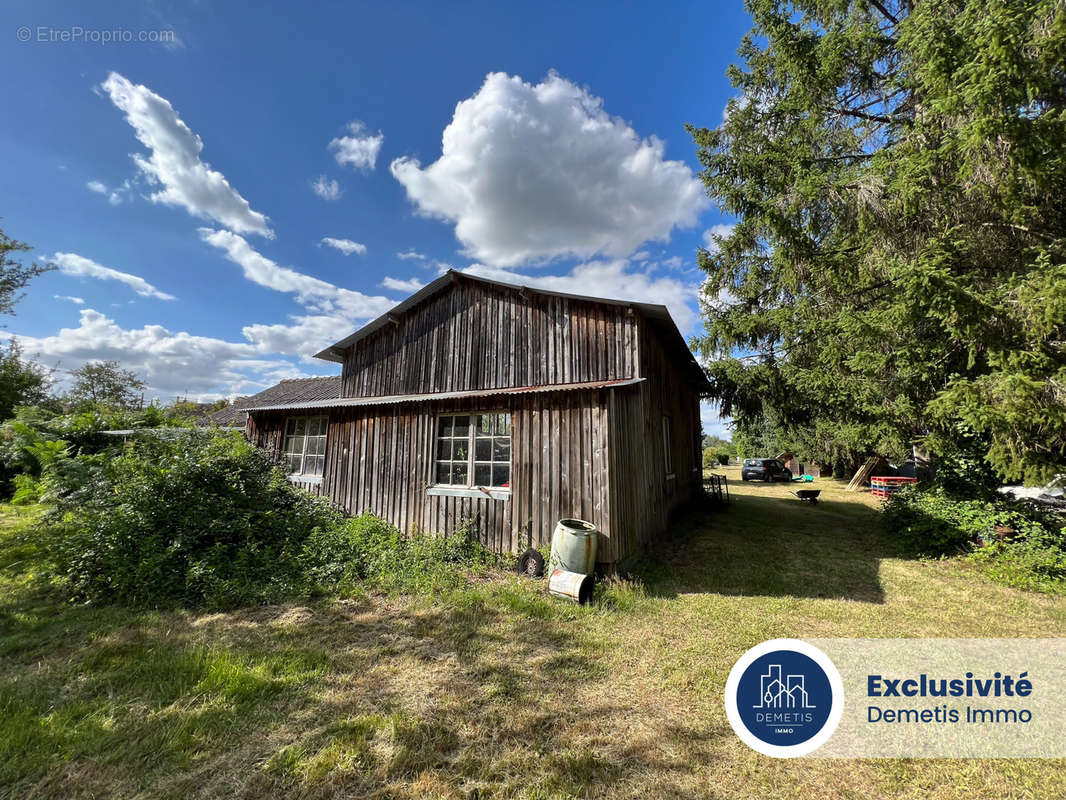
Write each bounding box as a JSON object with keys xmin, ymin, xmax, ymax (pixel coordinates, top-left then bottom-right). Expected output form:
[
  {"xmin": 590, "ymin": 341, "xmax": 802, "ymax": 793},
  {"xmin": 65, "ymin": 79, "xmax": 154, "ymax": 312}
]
[{"xmin": 725, "ymin": 639, "xmax": 843, "ymax": 757}]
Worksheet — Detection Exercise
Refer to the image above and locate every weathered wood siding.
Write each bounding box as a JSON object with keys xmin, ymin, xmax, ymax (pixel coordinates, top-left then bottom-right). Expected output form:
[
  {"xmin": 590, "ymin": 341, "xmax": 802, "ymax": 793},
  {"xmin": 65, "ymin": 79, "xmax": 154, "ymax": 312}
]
[
  {"xmin": 249, "ymin": 389, "xmax": 616, "ymax": 557},
  {"xmin": 607, "ymin": 318, "xmax": 703, "ymax": 561},
  {"xmin": 249, "ymin": 277, "xmax": 706, "ymax": 565},
  {"xmin": 341, "ymin": 278, "xmax": 640, "ymax": 398}
]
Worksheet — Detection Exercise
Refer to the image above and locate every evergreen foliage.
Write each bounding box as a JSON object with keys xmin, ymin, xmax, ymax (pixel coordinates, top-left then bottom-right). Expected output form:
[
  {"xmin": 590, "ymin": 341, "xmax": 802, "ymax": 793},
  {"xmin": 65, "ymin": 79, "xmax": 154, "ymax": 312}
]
[{"xmin": 689, "ymin": 0, "xmax": 1066, "ymax": 482}]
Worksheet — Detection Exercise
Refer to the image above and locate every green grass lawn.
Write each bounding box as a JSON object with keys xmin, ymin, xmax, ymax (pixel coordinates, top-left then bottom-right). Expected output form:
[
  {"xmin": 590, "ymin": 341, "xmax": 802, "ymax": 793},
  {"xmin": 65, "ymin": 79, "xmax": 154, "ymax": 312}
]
[{"xmin": 2, "ymin": 472, "xmax": 1065, "ymax": 799}]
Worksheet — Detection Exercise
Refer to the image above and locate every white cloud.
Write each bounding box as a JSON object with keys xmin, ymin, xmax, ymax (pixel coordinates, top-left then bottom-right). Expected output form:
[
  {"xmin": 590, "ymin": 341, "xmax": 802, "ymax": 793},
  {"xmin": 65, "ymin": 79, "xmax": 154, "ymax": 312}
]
[
  {"xmin": 240, "ymin": 313, "xmax": 355, "ymax": 357},
  {"xmin": 200, "ymin": 228, "xmax": 336, "ymax": 299},
  {"xmin": 320, "ymin": 236, "xmax": 366, "ymax": 256},
  {"xmin": 199, "ymin": 229, "xmax": 395, "ymax": 356},
  {"xmin": 54, "ymin": 295, "xmax": 85, "ymax": 304},
  {"xmin": 86, "ymin": 179, "xmax": 125, "ymax": 205},
  {"xmin": 100, "ymin": 71, "xmax": 273, "ymax": 237},
  {"xmin": 311, "ymin": 175, "xmax": 341, "ymax": 201},
  {"xmin": 53, "ymin": 252, "xmax": 176, "ymax": 301},
  {"xmin": 391, "ymin": 72, "xmax": 708, "ymax": 267},
  {"xmin": 11, "ymin": 308, "xmax": 295, "ymax": 399},
  {"xmin": 462, "ymin": 259, "xmax": 698, "ymax": 334},
  {"xmin": 380, "ymin": 276, "xmax": 425, "ymax": 293},
  {"xmin": 329, "ymin": 121, "xmax": 384, "ymax": 171},
  {"xmin": 702, "ymin": 223, "xmax": 735, "ymax": 254},
  {"xmin": 396, "ymin": 249, "xmax": 427, "ymax": 261},
  {"xmin": 662, "ymin": 256, "xmax": 684, "ymax": 270}
]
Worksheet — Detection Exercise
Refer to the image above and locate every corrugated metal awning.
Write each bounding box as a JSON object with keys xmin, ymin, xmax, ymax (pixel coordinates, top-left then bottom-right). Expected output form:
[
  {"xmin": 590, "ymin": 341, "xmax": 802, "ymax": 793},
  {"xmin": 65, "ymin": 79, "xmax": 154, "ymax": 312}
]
[{"xmin": 243, "ymin": 377, "xmax": 644, "ymax": 413}]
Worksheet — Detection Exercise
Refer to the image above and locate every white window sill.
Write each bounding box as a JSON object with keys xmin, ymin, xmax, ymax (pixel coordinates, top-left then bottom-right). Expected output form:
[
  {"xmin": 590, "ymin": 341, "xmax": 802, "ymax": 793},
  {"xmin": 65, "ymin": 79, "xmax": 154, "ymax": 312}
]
[
  {"xmin": 288, "ymin": 474, "xmax": 323, "ymax": 484},
  {"xmin": 427, "ymin": 485, "xmax": 511, "ymax": 501}
]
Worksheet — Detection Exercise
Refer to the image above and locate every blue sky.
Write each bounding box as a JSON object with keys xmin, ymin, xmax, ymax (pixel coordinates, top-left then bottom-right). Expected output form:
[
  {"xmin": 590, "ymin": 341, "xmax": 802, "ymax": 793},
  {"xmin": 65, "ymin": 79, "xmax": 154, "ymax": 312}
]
[{"xmin": 2, "ymin": 0, "xmax": 749, "ymax": 436}]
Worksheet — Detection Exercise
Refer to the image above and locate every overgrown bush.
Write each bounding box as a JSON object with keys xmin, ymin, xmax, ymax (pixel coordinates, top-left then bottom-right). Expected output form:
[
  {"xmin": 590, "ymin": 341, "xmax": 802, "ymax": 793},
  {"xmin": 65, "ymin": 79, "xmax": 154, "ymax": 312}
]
[
  {"xmin": 970, "ymin": 536, "xmax": 1066, "ymax": 594},
  {"xmin": 303, "ymin": 513, "xmax": 492, "ymax": 596},
  {"xmin": 0, "ymin": 405, "xmax": 202, "ymax": 498},
  {"xmin": 38, "ymin": 431, "xmax": 493, "ymax": 608},
  {"xmin": 925, "ymin": 426, "xmax": 1002, "ymax": 499},
  {"xmin": 42, "ymin": 431, "xmax": 340, "ymax": 607},
  {"xmin": 882, "ymin": 486, "xmax": 1066, "ymax": 594}
]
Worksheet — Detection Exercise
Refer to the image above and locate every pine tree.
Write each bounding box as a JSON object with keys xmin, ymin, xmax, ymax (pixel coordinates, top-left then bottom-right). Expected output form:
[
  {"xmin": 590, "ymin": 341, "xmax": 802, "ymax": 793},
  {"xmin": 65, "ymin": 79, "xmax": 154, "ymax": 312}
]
[{"xmin": 689, "ymin": 0, "xmax": 1066, "ymax": 483}]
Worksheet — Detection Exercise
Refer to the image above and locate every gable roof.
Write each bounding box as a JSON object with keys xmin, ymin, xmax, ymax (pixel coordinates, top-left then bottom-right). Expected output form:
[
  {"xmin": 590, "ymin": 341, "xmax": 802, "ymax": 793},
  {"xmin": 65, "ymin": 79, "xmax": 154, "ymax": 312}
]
[
  {"xmin": 205, "ymin": 376, "xmax": 341, "ymax": 427},
  {"xmin": 315, "ymin": 270, "xmax": 711, "ymax": 392}
]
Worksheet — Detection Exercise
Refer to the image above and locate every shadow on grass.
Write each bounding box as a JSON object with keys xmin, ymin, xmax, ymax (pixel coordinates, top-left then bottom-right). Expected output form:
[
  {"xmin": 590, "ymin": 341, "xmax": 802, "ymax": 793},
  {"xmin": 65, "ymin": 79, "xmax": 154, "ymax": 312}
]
[
  {"xmin": 638, "ymin": 486, "xmax": 905, "ymax": 603},
  {"xmin": 0, "ymin": 562, "xmax": 723, "ymax": 799}
]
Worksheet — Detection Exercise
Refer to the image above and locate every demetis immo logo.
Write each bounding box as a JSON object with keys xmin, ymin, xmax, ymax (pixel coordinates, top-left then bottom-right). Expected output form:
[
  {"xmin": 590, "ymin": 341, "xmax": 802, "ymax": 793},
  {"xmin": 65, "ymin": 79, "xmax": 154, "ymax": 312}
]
[{"xmin": 725, "ymin": 639, "xmax": 844, "ymax": 757}]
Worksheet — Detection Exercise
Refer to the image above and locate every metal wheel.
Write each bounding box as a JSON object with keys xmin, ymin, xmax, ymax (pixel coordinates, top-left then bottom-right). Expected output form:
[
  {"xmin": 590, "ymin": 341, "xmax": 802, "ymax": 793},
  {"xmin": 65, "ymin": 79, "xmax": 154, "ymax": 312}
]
[{"xmin": 517, "ymin": 549, "xmax": 545, "ymax": 578}]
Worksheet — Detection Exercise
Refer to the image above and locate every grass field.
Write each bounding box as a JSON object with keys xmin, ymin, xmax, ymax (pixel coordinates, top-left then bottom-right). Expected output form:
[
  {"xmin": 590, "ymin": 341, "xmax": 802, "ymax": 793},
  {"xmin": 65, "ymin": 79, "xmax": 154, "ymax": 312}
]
[{"xmin": 2, "ymin": 468, "xmax": 1065, "ymax": 799}]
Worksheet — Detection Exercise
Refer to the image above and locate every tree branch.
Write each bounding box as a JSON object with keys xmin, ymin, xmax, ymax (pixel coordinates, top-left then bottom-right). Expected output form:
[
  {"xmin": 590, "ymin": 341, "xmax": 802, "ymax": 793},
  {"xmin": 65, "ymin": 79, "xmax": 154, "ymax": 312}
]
[
  {"xmin": 869, "ymin": 0, "xmax": 899, "ymax": 25},
  {"xmin": 831, "ymin": 107, "xmax": 897, "ymax": 124}
]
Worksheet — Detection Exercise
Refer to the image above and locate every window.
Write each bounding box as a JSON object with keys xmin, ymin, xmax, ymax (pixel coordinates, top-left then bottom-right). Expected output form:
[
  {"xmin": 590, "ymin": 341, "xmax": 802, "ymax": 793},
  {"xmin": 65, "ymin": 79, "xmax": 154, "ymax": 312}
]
[
  {"xmin": 662, "ymin": 415, "xmax": 674, "ymax": 478},
  {"xmin": 282, "ymin": 416, "xmax": 327, "ymax": 477},
  {"xmin": 434, "ymin": 412, "xmax": 510, "ymax": 488}
]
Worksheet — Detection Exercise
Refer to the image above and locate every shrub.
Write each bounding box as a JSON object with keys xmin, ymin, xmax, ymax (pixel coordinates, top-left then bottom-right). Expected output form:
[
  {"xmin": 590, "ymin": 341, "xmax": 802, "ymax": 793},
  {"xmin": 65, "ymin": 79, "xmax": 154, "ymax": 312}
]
[
  {"xmin": 970, "ymin": 537, "xmax": 1066, "ymax": 594},
  {"xmin": 882, "ymin": 486, "xmax": 1047, "ymax": 555},
  {"xmin": 310, "ymin": 514, "xmax": 493, "ymax": 595},
  {"xmin": 10, "ymin": 473, "xmax": 40, "ymax": 505},
  {"xmin": 42, "ymin": 431, "xmax": 344, "ymax": 608},
  {"xmin": 927, "ymin": 427, "xmax": 1001, "ymax": 499},
  {"xmin": 39, "ymin": 431, "xmax": 494, "ymax": 608},
  {"xmin": 882, "ymin": 485, "xmax": 1066, "ymax": 594}
]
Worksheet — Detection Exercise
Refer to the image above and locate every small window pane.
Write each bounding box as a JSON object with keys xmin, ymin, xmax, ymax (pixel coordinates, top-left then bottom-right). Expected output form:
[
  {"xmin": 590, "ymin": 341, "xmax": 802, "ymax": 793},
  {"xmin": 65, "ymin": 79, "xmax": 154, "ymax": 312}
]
[
  {"xmin": 475, "ymin": 438, "xmax": 491, "ymax": 460},
  {"xmin": 437, "ymin": 438, "xmax": 452, "ymax": 460},
  {"xmin": 285, "ymin": 418, "xmax": 298, "ymax": 435},
  {"xmin": 287, "ymin": 436, "xmax": 304, "ymax": 455},
  {"xmin": 492, "ymin": 465, "xmax": 510, "ymax": 487},
  {"xmin": 452, "ymin": 462, "xmax": 468, "ymax": 485},
  {"xmin": 453, "ymin": 440, "xmax": 468, "ymax": 461},
  {"xmin": 436, "ymin": 462, "xmax": 451, "ymax": 484},
  {"xmin": 452, "ymin": 416, "xmax": 470, "ymax": 438},
  {"xmin": 308, "ymin": 455, "xmax": 324, "ymax": 476},
  {"xmin": 293, "ymin": 418, "xmax": 306, "ymax": 436},
  {"xmin": 492, "ymin": 437, "xmax": 509, "ymax": 461},
  {"xmin": 437, "ymin": 416, "xmax": 453, "ymax": 437},
  {"xmin": 474, "ymin": 464, "xmax": 491, "ymax": 486},
  {"xmin": 288, "ymin": 454, "xmax": 302, "ymax": 473},
  {"xmin": 476, "ymin": 414, "xmax": 492, "ymax": 435}
]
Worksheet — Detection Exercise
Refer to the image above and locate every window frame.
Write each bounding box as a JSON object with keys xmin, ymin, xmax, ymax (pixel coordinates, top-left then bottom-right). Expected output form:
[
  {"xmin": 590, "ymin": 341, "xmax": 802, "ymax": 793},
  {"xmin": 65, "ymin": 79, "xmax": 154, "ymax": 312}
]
[
  {"xmin": 430, "ymin": 411, "xmax": 512, "ymax": 498},
  {"xmin": 282, "ymin": 414, "xmax": 328, "ymax": 480}
]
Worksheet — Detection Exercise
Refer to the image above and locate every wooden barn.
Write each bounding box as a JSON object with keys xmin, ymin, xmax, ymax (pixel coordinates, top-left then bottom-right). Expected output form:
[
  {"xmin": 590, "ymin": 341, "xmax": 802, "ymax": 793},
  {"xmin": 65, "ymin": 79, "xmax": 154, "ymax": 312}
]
[{"xmin": 244, "ymin": 271, "xmax": 711, "ymax": 567}]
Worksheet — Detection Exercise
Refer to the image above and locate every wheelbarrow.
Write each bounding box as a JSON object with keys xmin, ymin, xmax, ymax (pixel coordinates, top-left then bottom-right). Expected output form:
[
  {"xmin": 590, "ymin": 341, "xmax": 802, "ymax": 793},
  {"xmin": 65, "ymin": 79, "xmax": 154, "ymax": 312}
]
[{"xmin": 791, "ymin": 489, "xmax": 821, "ymax": 505}]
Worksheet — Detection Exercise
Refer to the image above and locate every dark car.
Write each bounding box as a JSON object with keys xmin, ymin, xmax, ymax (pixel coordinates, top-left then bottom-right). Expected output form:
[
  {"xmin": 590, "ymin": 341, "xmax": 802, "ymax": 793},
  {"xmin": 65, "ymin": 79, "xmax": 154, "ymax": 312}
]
[{"xmin": 741, "ymin": 458, "xmax": 793, "ymax": 482}]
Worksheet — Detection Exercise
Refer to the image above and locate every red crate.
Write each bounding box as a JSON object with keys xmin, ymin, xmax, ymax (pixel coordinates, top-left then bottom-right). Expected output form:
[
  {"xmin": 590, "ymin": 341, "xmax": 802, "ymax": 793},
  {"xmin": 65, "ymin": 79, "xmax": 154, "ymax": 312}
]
[{"xmin": 870, "ymin": 476, "xmax": 917, "ymax": 499}]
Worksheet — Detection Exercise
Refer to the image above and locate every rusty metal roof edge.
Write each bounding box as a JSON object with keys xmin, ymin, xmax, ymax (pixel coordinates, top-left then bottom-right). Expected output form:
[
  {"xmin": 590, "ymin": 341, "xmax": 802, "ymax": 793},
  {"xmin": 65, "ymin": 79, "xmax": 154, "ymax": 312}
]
[{"xmin": 243, "ymin": 377, "xmax": 645, "ymax": 413}]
